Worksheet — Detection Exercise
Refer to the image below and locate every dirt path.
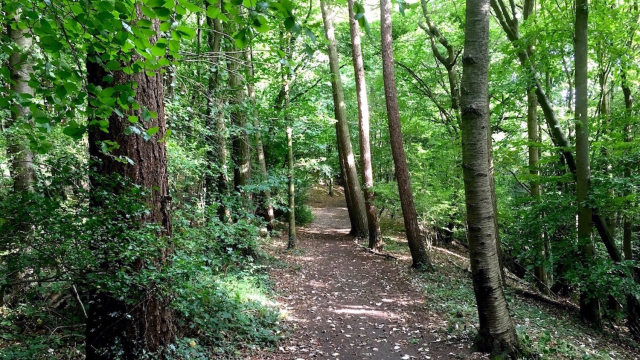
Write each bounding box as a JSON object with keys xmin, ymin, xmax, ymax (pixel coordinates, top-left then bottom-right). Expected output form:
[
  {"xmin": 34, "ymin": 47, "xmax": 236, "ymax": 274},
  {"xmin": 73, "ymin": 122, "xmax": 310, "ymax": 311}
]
[{"xmin": 265, "ymin": 190, "xmax": 471, "ymax": 360}]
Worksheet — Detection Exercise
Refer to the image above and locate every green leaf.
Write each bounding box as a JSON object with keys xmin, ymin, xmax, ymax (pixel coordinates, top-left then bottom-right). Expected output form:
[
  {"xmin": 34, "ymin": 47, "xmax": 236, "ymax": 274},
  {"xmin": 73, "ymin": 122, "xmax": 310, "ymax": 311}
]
[
  {"xmin": 233, "ymin": 29, "xmax": 248, "ymax": 49},
  {"xmin": 206, "ymin": 6, "xmax": 220, "ymax": 19},
  {"xmin": 128, "ymin": 115, "xmax": 139, "ymax": 123},
  {"xmin": 176, "ymin": 25, "xmax": 195, "ymax": 39},
  {"xmin": 106, "ymin": 60, "xmax": 121, "ymax": 70},
  {"xmin": 305, "ymin": 28, "xmax": 315, "ymax": 43},
  {"xmin": 41, "ymin": 36, "xmax": 63, "ymax": 52},
  {"xmin": 146, "ymin": 127, "xmax": 159, "ymax": 136}
]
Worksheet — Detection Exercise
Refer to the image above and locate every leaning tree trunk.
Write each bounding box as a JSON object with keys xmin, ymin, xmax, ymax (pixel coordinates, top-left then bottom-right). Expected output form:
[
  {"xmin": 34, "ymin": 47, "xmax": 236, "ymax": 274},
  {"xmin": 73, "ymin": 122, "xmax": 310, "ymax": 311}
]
[
  {"xmin": 321, "ymin": 0, "xmax": 369, "ymax": 239},
  {"xmin": 459, "ymin": 0, "xmax": 519, "ymax": 356},
  {"xmin": 226, "ymin": 23, "xmax": 251, "ymax": 194},
  {"xmin": 575, "ymin": 0, "xmax": 600, "ymax": 326},
  {"xmin": 85, "ymin": 13, "xmax": 174, "ymax": 359},
  {"xmin": 246, "ymin": 49, "xmax": 275, "ymax": 229},
  {"xmin": 348, "ymin": 0, "xmax": 382, "ymax": 250},
  {"xmin": 380, "ymin": 0, "xmax": 430, "ymax": 269}
]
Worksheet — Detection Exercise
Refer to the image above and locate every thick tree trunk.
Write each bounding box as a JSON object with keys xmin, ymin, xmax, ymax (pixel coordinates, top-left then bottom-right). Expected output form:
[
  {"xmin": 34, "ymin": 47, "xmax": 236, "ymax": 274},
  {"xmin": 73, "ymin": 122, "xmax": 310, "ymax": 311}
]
[
  {"xmin": 574, "ymin": 0, "xmax": 600, "ymax": 326},
  {"xmin": 246, "ymin": 50, "xmax": 275, "ymax": 229},
  {"xmin": 348, "ymin": 0, "xmax": 382, "ymax": 250},
  {"xmin": 380, "ymin": 0, "xmax": 430, "ymax": 269},
  {"xmin": 459, "ymin": 0, "xmax": 519, "ymax": 356},
  {"xmin": 287, "ymin": 126, "xmax": 296, "ymax": 249},
  {"xmin": 85, "ymin": 14, "xmax": 174, "ymax": 359},
  {"xmin": 226, "ymin": 23, "xmax": 251, "ymax": 194},
  {"xmin": 321, "ymin": 0, "xmax": 369, "ymax": 239}
]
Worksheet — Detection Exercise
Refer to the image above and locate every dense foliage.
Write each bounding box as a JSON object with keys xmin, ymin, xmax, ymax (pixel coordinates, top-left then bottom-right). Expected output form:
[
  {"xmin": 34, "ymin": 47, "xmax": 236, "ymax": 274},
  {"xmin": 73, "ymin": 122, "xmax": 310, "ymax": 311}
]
[{"xmin": 0, "ymin": 0, "xmax": 638, "ymax": 358}]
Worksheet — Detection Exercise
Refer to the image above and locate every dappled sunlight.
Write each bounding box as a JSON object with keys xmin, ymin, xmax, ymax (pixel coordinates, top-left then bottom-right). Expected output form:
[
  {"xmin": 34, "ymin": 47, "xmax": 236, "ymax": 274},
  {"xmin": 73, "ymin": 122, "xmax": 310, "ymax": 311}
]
[{"xmin": 332, "ymin": 307, "xmax": 396, "ymax": 320}]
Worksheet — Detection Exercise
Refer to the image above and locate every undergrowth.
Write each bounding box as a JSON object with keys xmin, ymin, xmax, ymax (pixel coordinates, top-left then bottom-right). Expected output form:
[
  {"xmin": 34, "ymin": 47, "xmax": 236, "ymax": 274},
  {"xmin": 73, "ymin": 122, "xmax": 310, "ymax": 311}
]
[{"xmin": 420, "ymin": 261, "xmax": 638, "ymax": 359}]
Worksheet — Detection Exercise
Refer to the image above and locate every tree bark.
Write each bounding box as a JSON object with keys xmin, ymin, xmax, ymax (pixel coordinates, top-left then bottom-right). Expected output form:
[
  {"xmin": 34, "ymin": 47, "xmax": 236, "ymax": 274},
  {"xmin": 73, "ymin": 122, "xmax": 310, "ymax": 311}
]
[
  {"xmin": 321, "ymin": 0, "xmax": 369, "ymax": 239},
  {"xmin": 7, "ymin": 9, "xmax": 35, "ymax": 193},
  {"xmin": 85, "ymin": 13, "xmax": 174, "ymax": 359},
  {"xmin": 348, "ymin": 0, "xmax": 382, "ymax": 250},
  {"xmin": 246, "ymin": 49, "xmax": 275, "ymax": 229},
  {"xmin": 379, "ymin": 0, "xmax": 430, "ymax": 269},
  {"xmin": 287, "ymin": 126, "xmax": 296, "ymax": 249},
  {"xmin": 574, "ymin": 0, "xmax": 600, "ymax": 326},
  {"xmin": 459, "ymin": 0, "xmax": 519, "ymax": 356}
]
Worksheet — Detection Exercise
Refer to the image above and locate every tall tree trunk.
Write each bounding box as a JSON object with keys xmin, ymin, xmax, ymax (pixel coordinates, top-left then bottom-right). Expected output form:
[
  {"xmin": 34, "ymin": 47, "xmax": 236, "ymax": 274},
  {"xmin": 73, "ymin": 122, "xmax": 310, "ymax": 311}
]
[
  {"xmin": 575, "ymin": 0, "xmax": 600, "ymax": 326},
  {"xmin": 621, "ymin": 70, "xmax": 640, "ymax": 336},
  {"xmin": 522, "ymin": 0, "xmax": 547, "ymax": 293},
  {"xmin": 490, "ymin": 0, "xmax": 619, "ymax": 283},
  {"xmin": 379, "ymin": 0, "xmax": 430, "ymax": 268},
  {"xmin": 226, "ymin": 23, "xmax": 251, "ymax": 194},
  {"xmin": 337, "ymin": 131, "xmax": 358, "ymax": 234},
  {"xmin": 85, "ymin": 13, "xmax": 174, "ymax": 359},
  {"xmin": 459, "ymin": 0, "xmax": 519, "ymax": 355},
  {"xmin": 5, "ymin": 9, "xmax": 35, "ymax": 289},
  {"xmin": 7, "ymin": 10, "xmax": 35, "ymax": 194},
  {"xmin": 321, "ymin": 0, "xmax": 369, "ymax": 239},
  {"xmin": 246, "ymin": 49, "xmax": 275, "ymax": 229},
  {"xmin": 348, "ymin": 0, "xmax": 382, "ymax": 250},
  {"xmin": 287, "ymin": 126, "xmax": 296, "ymax": 249},
  {"xmin": 204, "ymin": 6, "xmax": 229, "ymax": 221}
]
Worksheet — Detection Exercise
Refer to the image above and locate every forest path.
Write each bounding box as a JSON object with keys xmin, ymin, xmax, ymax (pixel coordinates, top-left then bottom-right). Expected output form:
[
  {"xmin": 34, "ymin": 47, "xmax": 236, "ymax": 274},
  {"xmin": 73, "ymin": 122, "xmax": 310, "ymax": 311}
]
[{"xmin": 265, "ymin": 187, "xmax": 468, "ymax": 360}]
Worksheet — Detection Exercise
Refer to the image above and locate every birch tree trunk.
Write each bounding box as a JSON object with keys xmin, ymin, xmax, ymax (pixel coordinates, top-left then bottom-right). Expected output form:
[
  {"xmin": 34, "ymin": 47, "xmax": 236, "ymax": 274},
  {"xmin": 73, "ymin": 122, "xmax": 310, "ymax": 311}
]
[
  {"xmin": 85, "ymin": 12, "xmax": 174, "ymax": 358},
  {"xmin": 380, "ymin": 0, "xmax": 430, "ymax": 268},
  {"xmin": 321, "ymin": 0, "xmax": 369, "ymax": 239},
  {"xmin": 459, "ymin": 0, "xmax": 519, "ymax": 355},
  {"xmin": 574, "ymin": 0, "xmax": 601, "ymax": 326},
  {"xmin": 348, "ymin": 0, "xmax": 382, "ymax": 250}
]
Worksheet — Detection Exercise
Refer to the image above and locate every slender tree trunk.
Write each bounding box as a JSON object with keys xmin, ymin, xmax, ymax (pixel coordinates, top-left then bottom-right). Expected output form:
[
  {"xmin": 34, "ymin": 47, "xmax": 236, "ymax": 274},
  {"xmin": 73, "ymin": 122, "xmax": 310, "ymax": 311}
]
[
  {"xmin": 574, "ymin": 0, "xmax": 600, "ymax": 326},
  {"xmin": 321, "ymin": 0, "xmax": 368, "ymax": 239},
  {"xmin": 226, "ymin": 23, "xmax": 251, "ymax": 194},
  {"xmin": 204, "ymin": 6, "xmax": 229, "ymax": 221},
  {"xmin": 246, "ymin": 49, "xmax": 275, "ymax": 229},
  {"xmin": 459, "ymin": 0, "xmax": 519, "ymax": 355},
  {"xmin": 379, "ymin": 0, "xmax": 430, "ymax": 269},
  {"xmin": 287, "ymin": 126, "xmax": 296, "ymax": 249},
  {"xmin": 621, "ymin": 71, "xmax": 640, "ymax": 336},
  {"xmin": 7, "ymin": 10, "xmax": 35, "ymax": 193},
  {"xmin": 337, "ymin": 132, "xmax": 358, "ymax": 234},
  {"xmin": 5, "ymin": 9, "xmax": 35, "ymax": 289},
  {"xmin": 348, "ymin": 0, "xmax": 382, "ymax": 250},
  {"xmin": 522, "ymin": 0, "xmax": 547, "ymax": 294},
  {"xmin": 490, "ymin": 0, "xmax": 619, "ymax": 283},
  {"xmin": 85, "ymin": 13, "xmax": 174, "ymax": 359}
]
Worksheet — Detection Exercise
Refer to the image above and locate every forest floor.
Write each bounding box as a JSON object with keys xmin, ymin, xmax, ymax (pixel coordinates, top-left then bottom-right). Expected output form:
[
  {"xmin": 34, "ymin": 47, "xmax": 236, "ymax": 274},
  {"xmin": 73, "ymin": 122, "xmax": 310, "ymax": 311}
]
[{"xmin": 256, "ymin": 186, "xmax": 639, "ymax": 360}]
